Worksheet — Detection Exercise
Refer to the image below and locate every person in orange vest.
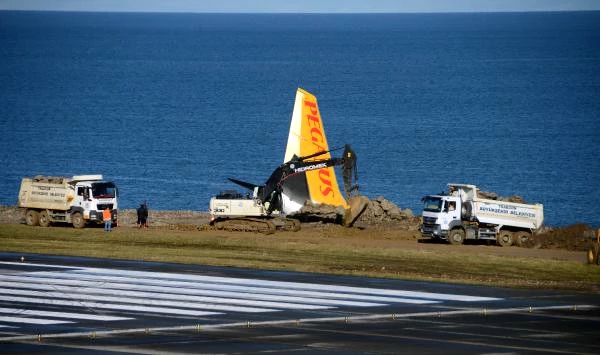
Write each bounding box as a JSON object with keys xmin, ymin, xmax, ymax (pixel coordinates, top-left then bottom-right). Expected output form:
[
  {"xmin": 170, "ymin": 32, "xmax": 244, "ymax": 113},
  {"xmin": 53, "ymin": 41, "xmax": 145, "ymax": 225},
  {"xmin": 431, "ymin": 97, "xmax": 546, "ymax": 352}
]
[{"xmin": 103, "ymin": 207, "xmax": 112, "ymax": 232}]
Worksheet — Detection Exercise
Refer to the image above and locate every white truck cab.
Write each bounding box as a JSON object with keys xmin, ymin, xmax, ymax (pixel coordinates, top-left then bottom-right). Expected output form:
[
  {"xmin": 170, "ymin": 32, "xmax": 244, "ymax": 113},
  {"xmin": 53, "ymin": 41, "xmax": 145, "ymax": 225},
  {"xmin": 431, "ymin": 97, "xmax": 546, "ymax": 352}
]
[{"xmin": 421, "ymin": 195, "xmax": 463, "ymax": 237}]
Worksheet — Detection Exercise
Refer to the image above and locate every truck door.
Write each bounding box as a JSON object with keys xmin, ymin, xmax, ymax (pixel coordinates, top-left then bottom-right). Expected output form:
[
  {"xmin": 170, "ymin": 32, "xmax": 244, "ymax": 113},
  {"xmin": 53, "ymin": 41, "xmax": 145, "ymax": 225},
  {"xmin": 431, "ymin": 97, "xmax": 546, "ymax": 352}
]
[
  {"xmin": 444, "ymin": 200, "xmax": 461, "ymax": 224},
  {"xmin": 76, "ymin": 186, "xmax": 85, "ymax": 205},
  {"xmin": 75, "ymin": 185, "xmax": 91, "ymax": 205}
]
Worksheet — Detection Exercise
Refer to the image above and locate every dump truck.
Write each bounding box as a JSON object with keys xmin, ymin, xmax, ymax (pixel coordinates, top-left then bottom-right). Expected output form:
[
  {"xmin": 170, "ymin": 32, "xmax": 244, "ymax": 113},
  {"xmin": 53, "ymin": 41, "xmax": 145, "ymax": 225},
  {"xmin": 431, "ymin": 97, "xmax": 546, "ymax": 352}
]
[
  {"xmin": 18, "ymin": 175, "xmax": 118, "ymax": 228},
  {"xmin": 420, "ymin": 183, "xmax": 544, "ymax": 246}
]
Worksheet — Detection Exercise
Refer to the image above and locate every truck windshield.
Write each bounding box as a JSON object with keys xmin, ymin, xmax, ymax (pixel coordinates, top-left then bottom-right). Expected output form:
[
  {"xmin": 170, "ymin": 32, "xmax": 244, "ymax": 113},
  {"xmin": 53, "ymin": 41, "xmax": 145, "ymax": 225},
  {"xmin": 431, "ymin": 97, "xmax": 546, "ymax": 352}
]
[
  {"xmin": 423, "ymin": 196, "xmax": 443, "ymax": 212},
  {"xmin": 92, "ymin": 182, "xmax": 116, "ymax": 199}
]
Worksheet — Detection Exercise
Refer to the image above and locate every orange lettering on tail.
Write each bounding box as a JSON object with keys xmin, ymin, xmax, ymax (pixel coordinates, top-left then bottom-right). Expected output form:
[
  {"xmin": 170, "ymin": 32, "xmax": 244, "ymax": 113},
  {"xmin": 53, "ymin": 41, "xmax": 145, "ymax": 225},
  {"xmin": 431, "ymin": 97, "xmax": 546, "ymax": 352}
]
[
  {"xmin": 304, "ymin": 100, "xmax": 318, "ymax": 115},
  {"xmin": 318, "ymin": 169, "xmax": 334, "ymax": 197}
]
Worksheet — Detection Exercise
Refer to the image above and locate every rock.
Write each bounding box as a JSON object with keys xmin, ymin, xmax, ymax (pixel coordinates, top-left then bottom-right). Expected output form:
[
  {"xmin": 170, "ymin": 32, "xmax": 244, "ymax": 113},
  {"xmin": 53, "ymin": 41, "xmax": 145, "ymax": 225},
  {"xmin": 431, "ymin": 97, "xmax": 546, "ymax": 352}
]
[{"xmin": 355, "ymin": 196, "xmax": 413, "ymax": 226}]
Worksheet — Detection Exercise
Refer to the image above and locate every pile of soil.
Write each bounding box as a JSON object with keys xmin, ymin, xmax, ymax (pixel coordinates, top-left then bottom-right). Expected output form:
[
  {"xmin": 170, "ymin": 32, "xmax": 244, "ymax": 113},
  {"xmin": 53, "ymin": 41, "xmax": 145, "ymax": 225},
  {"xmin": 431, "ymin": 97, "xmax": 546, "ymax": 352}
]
[
  {"xmin": 353, "ymin": 196, "xmax": 418, "ymax": 230},
  {"xmin": 526, "ymin": 224, "xmax": 597, "ymax": 251},
  {"xmin": 292, "ymin": 196, "xmax": 417, "ymax": 230}
]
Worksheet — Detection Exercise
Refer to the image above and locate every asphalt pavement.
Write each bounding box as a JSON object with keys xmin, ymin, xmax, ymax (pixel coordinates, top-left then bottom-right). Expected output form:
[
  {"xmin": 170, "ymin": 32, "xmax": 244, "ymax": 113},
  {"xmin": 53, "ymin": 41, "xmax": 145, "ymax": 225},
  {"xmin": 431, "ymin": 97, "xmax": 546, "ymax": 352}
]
[{"xmin": 1, "ymin": 252, "xmax": 599, "ymax": 354}]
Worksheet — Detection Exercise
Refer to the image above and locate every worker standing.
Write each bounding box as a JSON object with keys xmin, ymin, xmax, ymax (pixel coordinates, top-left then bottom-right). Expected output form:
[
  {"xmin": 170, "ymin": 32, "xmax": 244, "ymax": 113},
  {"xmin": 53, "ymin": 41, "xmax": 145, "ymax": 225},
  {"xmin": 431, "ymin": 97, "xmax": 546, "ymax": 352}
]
[
  {"xmin": 136, "ymin": 203, "xmax": 144, "ymax": 228},
  {"xmin": 137, "ymin": 202, "xmax": 149, "ymax": 228},
  {"xmin": 142, "ymin": 203, "xmax": 149, "ymax": 228},
  {"xmin": 103, "ymin": 207, "xmax": 112, "ymax": 232}
]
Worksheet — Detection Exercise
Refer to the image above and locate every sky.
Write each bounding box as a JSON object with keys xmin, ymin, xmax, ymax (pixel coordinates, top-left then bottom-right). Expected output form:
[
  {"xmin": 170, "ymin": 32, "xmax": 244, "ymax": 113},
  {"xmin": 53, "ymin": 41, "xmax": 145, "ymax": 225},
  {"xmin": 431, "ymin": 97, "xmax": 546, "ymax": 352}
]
[{"xmin": 1, "ymin": 0, "xmax": 599, "ymax": 13}]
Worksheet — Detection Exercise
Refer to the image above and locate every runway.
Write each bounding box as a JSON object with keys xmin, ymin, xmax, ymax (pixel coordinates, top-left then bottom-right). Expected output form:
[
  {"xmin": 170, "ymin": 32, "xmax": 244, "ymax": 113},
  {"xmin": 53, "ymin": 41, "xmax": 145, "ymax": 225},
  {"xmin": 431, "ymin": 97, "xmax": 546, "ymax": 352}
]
[{"xmin": 1, "ymin": 252, "xmax": 599, "ymax": 353}]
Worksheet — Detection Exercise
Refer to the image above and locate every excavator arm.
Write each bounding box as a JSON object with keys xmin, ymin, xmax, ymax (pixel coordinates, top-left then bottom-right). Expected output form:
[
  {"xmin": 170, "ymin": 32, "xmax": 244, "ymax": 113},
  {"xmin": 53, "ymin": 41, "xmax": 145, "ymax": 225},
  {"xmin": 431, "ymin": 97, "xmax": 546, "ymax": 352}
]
[
  {"xmin": 226, "ymin": 144, "xmax": 367, "ymax": 225},
  {"xmin": 260, "ymin": 144, "xmax": 359, "ymax": 214}
]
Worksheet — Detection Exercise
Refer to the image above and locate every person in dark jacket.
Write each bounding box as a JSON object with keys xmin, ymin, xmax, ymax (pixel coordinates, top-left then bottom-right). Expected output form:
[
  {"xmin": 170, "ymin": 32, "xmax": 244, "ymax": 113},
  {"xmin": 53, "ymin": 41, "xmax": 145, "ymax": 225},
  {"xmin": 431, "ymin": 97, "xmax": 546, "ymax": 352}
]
[{"xmin": 137, "ymin": 202, "xmax": 149, "ymax": 228}]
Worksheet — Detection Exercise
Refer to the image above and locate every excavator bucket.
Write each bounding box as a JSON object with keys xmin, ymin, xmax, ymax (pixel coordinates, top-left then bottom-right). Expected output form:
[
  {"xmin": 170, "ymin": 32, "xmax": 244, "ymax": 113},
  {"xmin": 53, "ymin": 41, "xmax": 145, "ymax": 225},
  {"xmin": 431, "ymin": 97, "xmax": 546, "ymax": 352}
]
[{"xmin": 343, "ymin": 195, "xmax": 369, "ymax": 227}]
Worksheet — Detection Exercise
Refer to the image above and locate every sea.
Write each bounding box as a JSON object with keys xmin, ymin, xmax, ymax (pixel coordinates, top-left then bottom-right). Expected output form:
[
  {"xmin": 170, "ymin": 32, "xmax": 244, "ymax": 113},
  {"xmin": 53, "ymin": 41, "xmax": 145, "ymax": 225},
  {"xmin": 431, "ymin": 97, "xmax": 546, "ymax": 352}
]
[{"xmin": 1, "ymin": 11, "xmax": 599, "ymax": 227}]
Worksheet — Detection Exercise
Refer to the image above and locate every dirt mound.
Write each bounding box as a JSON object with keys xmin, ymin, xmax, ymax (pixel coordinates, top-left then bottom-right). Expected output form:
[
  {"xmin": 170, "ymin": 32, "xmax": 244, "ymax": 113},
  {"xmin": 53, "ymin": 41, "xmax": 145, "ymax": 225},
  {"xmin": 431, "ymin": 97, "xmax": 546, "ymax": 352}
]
[
  {"xmin": 292, "ymin": 196, "xmax": 416, "ymax": 229},
  {"xmin": 525, "ymin": 224, "xmax": 596, "ymax": 251},
  {"xmin": 0, "ymin": 205, "xmax": 24, "ymax": 224},
  {"xmin": 354, "ymin": 196, "xmax": 416, "ymax": 228},
  {"xmin": 292, "ymin": 202, "xmax": 346, "ymax": 223}
]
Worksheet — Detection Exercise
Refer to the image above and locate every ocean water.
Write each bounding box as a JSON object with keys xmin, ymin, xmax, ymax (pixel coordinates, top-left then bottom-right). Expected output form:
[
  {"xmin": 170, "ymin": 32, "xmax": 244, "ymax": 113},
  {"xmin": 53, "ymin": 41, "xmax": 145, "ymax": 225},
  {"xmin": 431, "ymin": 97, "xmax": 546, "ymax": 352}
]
[{"xmin": 1, "ymin": 11, "xmax": 599, "ymax": 227}]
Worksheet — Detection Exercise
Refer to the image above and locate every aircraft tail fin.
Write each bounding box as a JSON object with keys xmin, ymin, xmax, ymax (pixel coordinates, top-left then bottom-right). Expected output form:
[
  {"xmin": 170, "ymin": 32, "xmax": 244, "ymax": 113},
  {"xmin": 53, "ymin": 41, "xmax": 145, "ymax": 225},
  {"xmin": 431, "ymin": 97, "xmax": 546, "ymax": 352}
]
[{"xmin": 281, "ymin": 88, "xmax": 349, "ymax": 213}]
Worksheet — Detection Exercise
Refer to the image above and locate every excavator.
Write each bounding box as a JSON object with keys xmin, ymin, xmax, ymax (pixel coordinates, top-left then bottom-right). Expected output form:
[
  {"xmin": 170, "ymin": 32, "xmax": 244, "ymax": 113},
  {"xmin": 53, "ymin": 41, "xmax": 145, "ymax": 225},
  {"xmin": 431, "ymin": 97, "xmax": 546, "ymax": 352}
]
[{"xmin": 208, "ymin": 144, "xmax": 368, "ymax": 234}]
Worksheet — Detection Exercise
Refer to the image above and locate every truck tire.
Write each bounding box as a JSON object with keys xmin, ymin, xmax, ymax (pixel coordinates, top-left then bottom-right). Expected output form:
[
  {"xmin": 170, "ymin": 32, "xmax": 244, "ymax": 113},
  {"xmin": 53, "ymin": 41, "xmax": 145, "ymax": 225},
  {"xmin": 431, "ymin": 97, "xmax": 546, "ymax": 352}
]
[
  {"xmin": 587, "ymin": 244, "xmax": 599, "ymax": 265},
  {"xmin": 25, "ymin": 210, "xmax": 39, "ymax": 226},
  {"xmin": 514, "ymin": 231, "xmax": 531, "ymax": 247},
  {"xmin": 71, "ymin": 212, "xmax": 85, "ymax": 229},
  {"xmin": 497, "ymin": 230, "xmax": 514, "ymax": 247},
  {"xmin": 39, "ymin": 210, "xmax": 51, "ymax": 227},
  {"xmin": 447, "ymin": 229, "xmax": 465, "ymax": 245}
]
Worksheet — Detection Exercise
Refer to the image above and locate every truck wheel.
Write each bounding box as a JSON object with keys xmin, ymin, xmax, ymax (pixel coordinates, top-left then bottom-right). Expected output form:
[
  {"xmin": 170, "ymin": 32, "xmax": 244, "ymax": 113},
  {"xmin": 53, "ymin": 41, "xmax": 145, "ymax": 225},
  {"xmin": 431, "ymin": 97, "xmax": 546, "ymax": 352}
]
[
  {"xmin": 39, "ymin": 210, "xmax": 51, "ymax": 227},
  {"xmin": 447, "ymin": 229, "xmax": 465, "ymax": 245},
  {"xmin": 587, "ymin": 244, "xmax": 599, "ymax": 265},
  {"xmin": 25, "ymin": 210, "xmax": 39, "ymax": 226},
  {"xmin": 497, "ymin": 230, "xmax": 513, "ymax": 247},
  {"xmin": 514, "ymin": 231, "xmax": 531, "ymax": 247},
  {"xmin": 71, "ymin": 212, "xmax": 85, "ymax": 229}
]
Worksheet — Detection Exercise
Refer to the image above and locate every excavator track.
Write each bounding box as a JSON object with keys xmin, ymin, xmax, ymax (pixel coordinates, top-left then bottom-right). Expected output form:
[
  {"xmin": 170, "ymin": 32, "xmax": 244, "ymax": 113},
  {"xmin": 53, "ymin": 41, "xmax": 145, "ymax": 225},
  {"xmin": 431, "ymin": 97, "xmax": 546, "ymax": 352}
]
[
  {"xmin": 207, "ymin": 217, "xmax": 300, "ymax": 234},
  {"xmin": 277, "ymin": 217, "xmax": 301, "ymax": 232},
  {"xmin": 213, "ymin": 218, "xmax": 276, "ymax": 234}
]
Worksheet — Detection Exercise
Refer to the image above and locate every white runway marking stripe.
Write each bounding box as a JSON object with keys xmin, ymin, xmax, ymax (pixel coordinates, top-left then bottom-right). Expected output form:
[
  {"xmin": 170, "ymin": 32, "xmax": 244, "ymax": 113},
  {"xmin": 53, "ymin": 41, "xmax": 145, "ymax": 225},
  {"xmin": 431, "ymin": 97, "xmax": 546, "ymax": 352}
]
[
  {"xmin": 0, "ymin": 280, "xmax": 335, "ymax": 310},
  {"xmin": 0, "ymin": 261, "xmax": 495, "ymax": 302},
  {"xmin": 0, "ymin": 307, "xmax": 132, "ymax": 321},
  {"xmin": 0, "ymin": 316, "xmax": 73, "ymax": 325},
  {"xmin": 0, "ymin": 288, "xmax": 277, "ymax": 313},
  {"xmin": 9, "ymin": 271, "xmax": 447, "ymax": 305},
  {"xmin": 0, "ymin": 295, "xmax": 220, "ymax": 317},
  {"xmin": 0, "ymin": 261, "xmax": 502, "ymax": 324},
  {"xmin": 0, "ymin": 274, "xmax": 421, "ymax": 307},
  {"xmin": 47, "ymin": 265, "xmax": 502, "ymax": 302}
]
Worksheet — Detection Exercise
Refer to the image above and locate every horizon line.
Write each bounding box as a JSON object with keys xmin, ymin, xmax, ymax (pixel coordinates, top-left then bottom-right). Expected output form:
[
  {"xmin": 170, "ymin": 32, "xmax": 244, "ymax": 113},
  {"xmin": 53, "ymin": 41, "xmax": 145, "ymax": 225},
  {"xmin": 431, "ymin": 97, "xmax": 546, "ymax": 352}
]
[{"xmin": 2, "ymin": 9, "xmax": 599, "ymax": 14}]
